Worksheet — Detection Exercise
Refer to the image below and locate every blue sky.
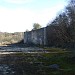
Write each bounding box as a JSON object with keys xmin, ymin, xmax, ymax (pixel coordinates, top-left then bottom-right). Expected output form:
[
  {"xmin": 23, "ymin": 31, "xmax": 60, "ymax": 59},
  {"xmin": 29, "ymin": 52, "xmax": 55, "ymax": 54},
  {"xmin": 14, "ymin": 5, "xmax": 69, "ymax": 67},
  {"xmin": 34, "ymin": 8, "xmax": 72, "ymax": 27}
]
[{"xmin": 0, "ymin": 0, "xmax": 68, "ymax": 32}]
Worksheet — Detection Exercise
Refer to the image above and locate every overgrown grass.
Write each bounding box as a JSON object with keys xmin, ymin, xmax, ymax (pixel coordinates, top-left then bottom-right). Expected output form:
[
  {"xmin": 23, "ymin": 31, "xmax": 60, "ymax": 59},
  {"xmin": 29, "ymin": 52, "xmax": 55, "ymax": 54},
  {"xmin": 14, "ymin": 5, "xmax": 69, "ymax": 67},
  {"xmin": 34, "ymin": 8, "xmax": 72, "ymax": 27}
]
[
  {"xmin": 1, "ymin": 48, "xmax": 75, "ymax": 75},
  {"xmin": 43, "ymin": 47, "xmax": 67, "ymax": 52}
]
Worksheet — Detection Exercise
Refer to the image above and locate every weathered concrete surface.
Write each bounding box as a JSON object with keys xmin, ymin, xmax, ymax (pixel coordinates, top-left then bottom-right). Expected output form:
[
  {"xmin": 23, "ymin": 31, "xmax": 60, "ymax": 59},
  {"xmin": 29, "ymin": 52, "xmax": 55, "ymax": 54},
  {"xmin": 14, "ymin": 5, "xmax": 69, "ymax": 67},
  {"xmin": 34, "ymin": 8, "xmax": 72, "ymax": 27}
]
[
  {"xmin": 24, "ymin": 27, "xmax": 47, "ymax": 46},
  {"xmin": 24, "ymin": 26, "xmax": 60, "ymax": 46}
]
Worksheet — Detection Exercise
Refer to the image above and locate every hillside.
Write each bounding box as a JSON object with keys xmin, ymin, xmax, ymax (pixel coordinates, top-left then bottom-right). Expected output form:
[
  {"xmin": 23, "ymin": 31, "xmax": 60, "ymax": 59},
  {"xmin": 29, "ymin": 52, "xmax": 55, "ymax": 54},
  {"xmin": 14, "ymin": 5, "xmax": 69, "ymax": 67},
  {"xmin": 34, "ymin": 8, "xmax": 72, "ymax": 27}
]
[{"xmin": 0, "ymin": 32, "xmax": 24, "ymax": 46}]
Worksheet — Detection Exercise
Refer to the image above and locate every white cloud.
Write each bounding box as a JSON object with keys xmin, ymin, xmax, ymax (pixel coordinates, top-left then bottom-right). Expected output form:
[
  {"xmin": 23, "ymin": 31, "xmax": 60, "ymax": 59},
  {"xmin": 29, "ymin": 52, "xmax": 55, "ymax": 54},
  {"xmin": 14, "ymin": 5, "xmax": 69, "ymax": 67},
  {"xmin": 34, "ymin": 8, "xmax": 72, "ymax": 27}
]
[
  {"xmin": 34, "ymin": 3, "xmax": 66, "ymax": 26},
  {"xmin": 0, "ymin": 7, "xmax": 35, "ymax": 32},
  {"xmin": 4, "ymin": 0, "xmax": 35, "ymax": 4},
  {"xmin": 0, "ymin": 3, "xmax": 66, "ymax": 32}
]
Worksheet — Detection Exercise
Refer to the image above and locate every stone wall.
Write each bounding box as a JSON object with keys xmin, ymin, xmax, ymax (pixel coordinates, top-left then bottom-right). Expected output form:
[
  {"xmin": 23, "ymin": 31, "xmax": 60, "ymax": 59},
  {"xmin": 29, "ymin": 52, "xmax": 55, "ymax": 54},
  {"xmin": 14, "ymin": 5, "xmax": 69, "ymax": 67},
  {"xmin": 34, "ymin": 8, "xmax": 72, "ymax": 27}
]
[
  {"xmin": 24, "ymin": 27, "xmax": 47, "ymax": 46},
  {"xmin": 24, "ymin": 26, "xmax": 66, "ymax": 47},
  {"xmin": 24, "ymin": 26, "xmax": 61, "ymax": 46},
  {"xmin": 24, "ymin": 25, "xmax": 75, "ymax": 48}
]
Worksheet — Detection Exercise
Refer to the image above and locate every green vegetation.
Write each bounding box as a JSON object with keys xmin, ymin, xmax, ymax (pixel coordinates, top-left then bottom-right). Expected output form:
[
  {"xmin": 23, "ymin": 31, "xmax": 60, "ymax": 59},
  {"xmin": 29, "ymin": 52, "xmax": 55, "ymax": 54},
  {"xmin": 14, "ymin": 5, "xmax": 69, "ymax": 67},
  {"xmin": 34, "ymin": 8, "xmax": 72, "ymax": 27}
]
[
  {"xmin": 43, "ymin": 47, "xmax": 67, "ymax": 52},
  {"xmin": 2, "ymin": 48, "xmax": 74, "ymax": 75},
  {"xmin": 47, "ymin": 0, "xmax": 75, "ymax": 48},
  {"xmin": 32, "ymin": 23, "xmax": 41, "ymax": 30}
]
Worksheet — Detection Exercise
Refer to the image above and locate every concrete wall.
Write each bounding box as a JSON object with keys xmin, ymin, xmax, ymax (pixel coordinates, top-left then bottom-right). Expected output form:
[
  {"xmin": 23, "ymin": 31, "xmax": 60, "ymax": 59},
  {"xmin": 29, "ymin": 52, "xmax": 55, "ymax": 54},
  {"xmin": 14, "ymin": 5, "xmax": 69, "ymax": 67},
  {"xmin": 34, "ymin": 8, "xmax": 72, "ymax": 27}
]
[
  {"xmin": 24, "ymin": 26, "xmax": 61, "ymax": 46},
  {"xmin": 24, "ymin": 27, "xmax": 47, "ymax": 46},
  {"xmin": 24, "ymin": 25, "xmax": 62, "ymax": 46},
  {"xmin": 24, "ymin": 25, "xmax": 75, "ymax": 48}
]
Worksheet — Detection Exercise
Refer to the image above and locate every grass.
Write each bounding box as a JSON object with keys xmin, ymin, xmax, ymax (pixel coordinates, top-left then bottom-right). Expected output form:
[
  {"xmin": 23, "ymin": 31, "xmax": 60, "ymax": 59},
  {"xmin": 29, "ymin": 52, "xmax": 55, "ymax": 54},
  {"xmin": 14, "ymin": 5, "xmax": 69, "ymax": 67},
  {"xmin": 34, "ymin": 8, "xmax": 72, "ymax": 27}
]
[
  {"xmin": 43, "ymin": 47, "xmax": 68, "ymax": 52},
  {"xmin": 0, "ymin": 47, "xmax": 75, "ymax": 75}
]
